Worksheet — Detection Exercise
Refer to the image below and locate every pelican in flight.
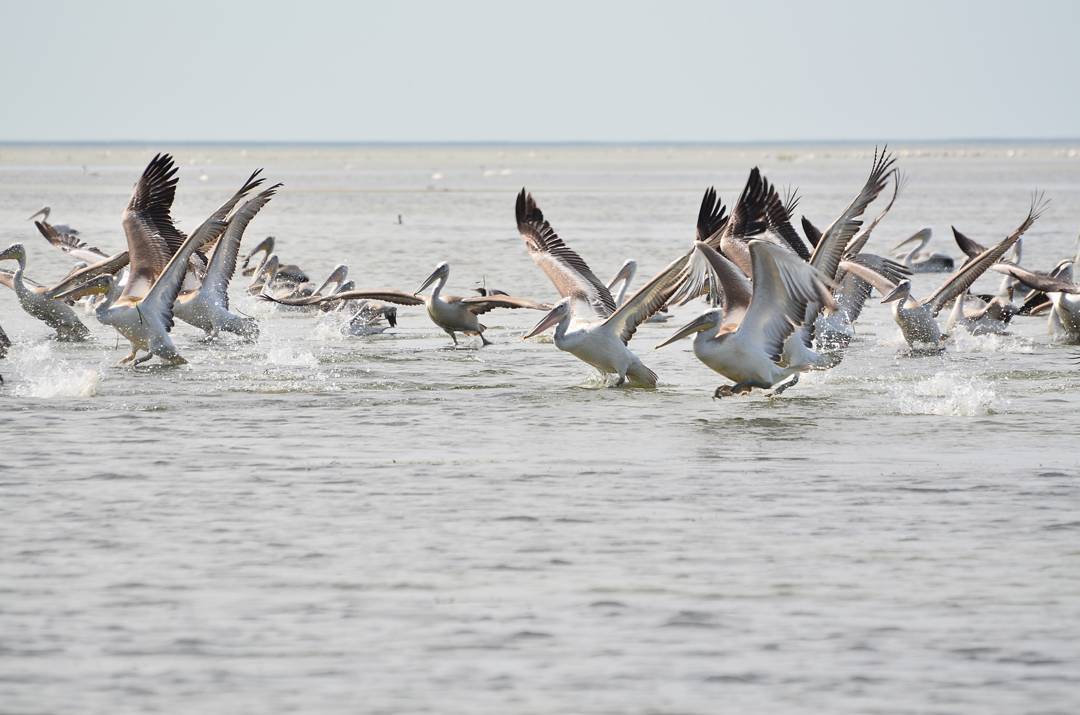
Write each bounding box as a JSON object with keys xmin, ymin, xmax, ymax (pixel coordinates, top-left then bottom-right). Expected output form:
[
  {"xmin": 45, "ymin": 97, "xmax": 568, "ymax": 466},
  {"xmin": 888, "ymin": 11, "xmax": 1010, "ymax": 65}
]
[
  {"xmin": 656, "ymin": 240, "xmax": 836, "ymax": 397},
  {"xmin": 53, "ymin": 154, "xmax": 262, "ymax": 365},
  {"xmin": 892, "ymin": 228, "xmax": 955, "ymax": 273},
  {"xmin": 516, "ymin": 189, "xmax": 689, "ymax": 386},
  {"xmin": 263, "ymin": 261, "xmax": 549, "ymax": 346},
  {"xmin": 0, "ymin": 244, "xmax": 93, "ymax": 341},
  {"xmin": 843, "ymin": 196, "xmax": 1046, "ymax": 349}
]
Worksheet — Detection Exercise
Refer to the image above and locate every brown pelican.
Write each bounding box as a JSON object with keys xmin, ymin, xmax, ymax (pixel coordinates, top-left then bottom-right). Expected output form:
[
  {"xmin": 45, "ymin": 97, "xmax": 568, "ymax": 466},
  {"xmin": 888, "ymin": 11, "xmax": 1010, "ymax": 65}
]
[
  {"xmin": 516, "ymin": 190, "xmax": 688, "ymax": 386},
  {"xmin": 844, "ymin": 196, "xmax": 1046, "ymax": 349},
  {"xmin": 892, "ymin": 228, "xmax": 955, "ymax": 273},
  {"xmin": 51, "ymin": 154, "xmax": 251, "ymax": 365},
  {"xmin": 656, "ymin": 240, "xmax": 836, "ymax": 397},
  {"xmin": 0, "ymin": 245, "xmax": 92, "ymax": 341}
]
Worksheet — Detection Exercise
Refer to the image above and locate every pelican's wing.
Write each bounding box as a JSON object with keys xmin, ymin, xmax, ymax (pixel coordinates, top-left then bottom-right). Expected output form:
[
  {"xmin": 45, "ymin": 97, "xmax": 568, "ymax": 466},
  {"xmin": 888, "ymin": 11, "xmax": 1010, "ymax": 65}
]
[
  {"xmin": 120, "ymin": 153, "xmax": 183, "ymax": 298},
  {"xmin": 191, "ymin": 169, "xmax": 266, "ymax": 254},
  {"xmin": 45, "ymin": 250, "xmax": 130, "ymax": 298},
  {"xmin": 992, "ymin": 263, "xmax": 1080, "ymax": 295},
  {"xmin": 515, "ymin": 189, "xmax": 616, "ymax": 318},
  {"xmin": 738, "ymin": 241, "xmax": 835, "ymax": 363},
  {"xmin": 766, "ymin": 186, "xmax": 812, "ymax": 260},
  {"xmin": 263, "ymin": 289, "xmax": 424, "ymax": 308},
  {"xmin": 836, "ymin": 255, "xmax": 908, "ymax": 322},
  {"xmin": 801, "ymin": 217, "xmax": 822, "ymax": 248},
  {"xmin": 812, "ymin": 147, "xmax": 896, "ymax": 281},
  {"xmin": 696, "ymin": 187, "xmax": 729, "ymax": 242},
  {"xmin": 459, "ymin": 294, "xmax": 552, "ymax": 315},
  {"xmin": 951, "ymin": 227, "xmax": 988, "ymax": 261},
  {"xmin": 202, "ymin": 184, "xmax": 281, "ymax": 309},
  {"xmin": 138, "ymin": 207, "xmax": 223, "ymax": 336},
  {"xmin": 34, "ymin": 220, "xmax": 108, "ymax": 263},
  {"xmin": 716, "ymin": 168, "xmax": 773, "ymax": 275},
  {"xmin": 601, "ymin": 254, "xmax": 690, "ymax": 344},
  {"xmin": 671, "ymin": 242, "xmax": 753, "ymax": 324},
  {"xmin": 926, "ymin": 194, "xmax": 1048, "ymax": 315},
  {"xmin": 846, "ymin": 170, "xmax": 906, "ymax": 258}
]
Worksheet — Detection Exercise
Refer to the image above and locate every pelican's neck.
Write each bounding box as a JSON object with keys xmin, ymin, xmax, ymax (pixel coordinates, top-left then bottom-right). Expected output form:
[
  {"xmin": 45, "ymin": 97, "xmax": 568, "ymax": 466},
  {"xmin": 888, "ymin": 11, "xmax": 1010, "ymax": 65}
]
[
  {"xmin": 552, "ymin": 311, "xmax": 573, "ymax": 343},
  {"xmin": 430, "ymin": 272, "xmax": 447, "ymax": 300}
]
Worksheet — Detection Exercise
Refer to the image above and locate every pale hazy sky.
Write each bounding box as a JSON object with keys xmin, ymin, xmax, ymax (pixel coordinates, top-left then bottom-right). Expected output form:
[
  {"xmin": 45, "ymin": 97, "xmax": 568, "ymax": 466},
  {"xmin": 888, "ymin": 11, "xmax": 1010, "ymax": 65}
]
[{"xmin": 2, "ymin": 0, "xmax": 1077, "ymax": 143}]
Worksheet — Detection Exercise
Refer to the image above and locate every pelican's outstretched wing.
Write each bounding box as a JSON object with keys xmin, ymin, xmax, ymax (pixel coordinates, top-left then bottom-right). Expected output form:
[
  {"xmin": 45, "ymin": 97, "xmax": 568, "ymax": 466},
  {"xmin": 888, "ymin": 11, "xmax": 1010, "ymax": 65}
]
[
  {"xmin": 202, "ymin": 184, "xmax": 281, "ymax": 309},
  {"xmin": 515, "ymin": 189, "xmax": 616, "ymax": 319},
  {"xmin": 34, "ymin": 220, "xmax": 108, "ymax": 264},
  {"xmin": 671, "ymin": 241, "xmax": 753, "ymax": 324},
  {"xmin": 601, "ymin": 254, "xmax": 690, "ymax": 344},
  {"xmin": 717, "ymin": 168, "xmax": 774, "ymax": 275},
  {"xmin": 766, "ymin": 186, "xmax": 812, "ymax": 261},
  {"xmin": 835, "ymin": 255, "xmax": 909, "ymax": 322},
  {"xmin": 45, "ymin": 250, "xmax": 130, "ymax": 299},
  {"xmin": 925, "ymin": 194, "xmax": 1048, "ymax": 315},
  {"xmin": 262, "ymin": 289, "xmax": 425, "ymax": 308},
  {"xmin": 459, "ymin": 294, "xmax": 552, "ymax": 315},
  {"xmin": 951, "ymin": 227, "xmax": 988, "ymax": 262},
  {"xmin": 121, "ymin": 153, "xmax": 183, "ymax": 298},
  {"xmin": 696, "ymin": 187, "xmax": 729, "ymax": 242},
  {"xmin": 738, "ymin": 241, "xmax": 835, "ymax": 364},
  {"xmin": 992, "ymin": 264, "xmax": 1080, "ymax": 295},
  {"xmin": 846, "ymin": 170, "xmax": 906, "ymax": 258},
  {"xmin": 191, "ymin": 169, "xmax": 266, "ymax": 252}
]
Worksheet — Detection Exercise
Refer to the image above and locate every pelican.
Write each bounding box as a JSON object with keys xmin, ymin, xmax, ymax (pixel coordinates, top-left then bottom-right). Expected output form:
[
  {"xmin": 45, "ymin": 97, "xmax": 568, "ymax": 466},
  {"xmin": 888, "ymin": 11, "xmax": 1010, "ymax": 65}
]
[
  {"xmin": 516, "ymin": 190, "xmax": 688, "ymax": 386},
  {"xmin": 843, "ymin": 196, "xmax": 1046, "ymax": 349},
  {"xmin": 33, "ymin": 220, "xmax": 109, "ymax": 266},
  {"xmin": 0, "ymin": 321, "xmax": 9, "ymax": 359},
  {"xmin": 656, "ymin": 240, "xmax": 836, "ymax": 397},
  {"xmin": 0, "ymin": 245, "xmax": 92, "ymax": 341},
  {"xmin": 52, "ymin": 154, "xmax": 258, "ymax": 365},
  {"xmin": 781, "ymin": 147, "xmax": 896, "ymax": 369},
  {"xmin": 27, "ymin": 206, "xmax": 81, "ymax": 243},
  {"xmin": 816, "ymin": 254, "xmax": 911, "ymax": 349},
  {"xmin": 944, "ymin": 292, "xmax": 1018, "ymax": 336},
  {"xmin": 607, "ymin": 259, "xmax": 671, "ymax": 323},
  {"xmin": 241, "ymin": 235, "xmax": 308, "ymax": 287},
  {"xmin": 892, "ymin": 228, "xmax": 955, "ymax": 273},
  {"xmin": 241, "ymin": 236, "xmax": 275, "ymax": 277},
  {"xmin": 264, "ymin": 262, "xmax": 549, "ymax": 346},
  {"xmin": 170, "ymin": 182, "xmax": 280, "ymax": 340},
  {"xmin": 991, "ymin": 263, "xmax": 1080, "ymax": 342}
]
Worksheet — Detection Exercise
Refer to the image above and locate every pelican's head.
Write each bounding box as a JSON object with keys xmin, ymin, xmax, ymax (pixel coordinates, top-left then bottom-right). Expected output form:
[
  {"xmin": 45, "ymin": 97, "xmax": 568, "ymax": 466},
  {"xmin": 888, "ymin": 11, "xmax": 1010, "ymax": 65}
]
[
  {"xmin": 654, "ymin": 309, "xmax": 722, "ymax": 349},
  {"xmin": 891, "ymin": 228, "xmax": 932, "ymax": 254},
  {"xmin": 880, "ymin": 279, "xmax": 913, "ymax": 305},
  {"xmin": 415, "ymin": 261, "xmax": 450, "ymax": 295},
  {"xmin": 243, "ymin": 235, "xmax": 276, "ymax": 272},
  {"xmin": 523, "ymin": 298, "xmax": 572, "ymax": 339},
  {"xmin": 26, "ymin": 206, "xmax": 50, "ymax": 222},
  {"xmin": 0, "ymin": 243, "xmax": 27, "ymax": 267}
]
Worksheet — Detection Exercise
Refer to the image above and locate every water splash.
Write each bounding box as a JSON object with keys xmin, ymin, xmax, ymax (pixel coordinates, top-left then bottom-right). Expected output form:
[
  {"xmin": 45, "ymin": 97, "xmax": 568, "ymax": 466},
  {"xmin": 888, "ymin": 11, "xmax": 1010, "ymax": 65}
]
[
  {"xmin": 888, "ymin": 370, "xmax": 1000, "ymax": 416},
  {"xmin": 7, "ymin": 343, "xmax": 101, "ymax": 398}
]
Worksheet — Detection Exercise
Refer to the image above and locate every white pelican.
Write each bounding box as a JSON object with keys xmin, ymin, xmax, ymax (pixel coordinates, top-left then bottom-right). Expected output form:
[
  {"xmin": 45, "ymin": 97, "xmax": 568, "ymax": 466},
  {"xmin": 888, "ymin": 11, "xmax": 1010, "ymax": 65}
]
[
  {"xmin": 241, "ymin": 236, "xmax": 275, "ymax": 277},
  {"xmin": 33, "ymin": 220, "xmax": 110, "ymax": 266},
  {"xmin": 843, "ymin": 196, "xmax": 1046, "ymax": 349},
  {"xmin": 892, "ymin": 228, "xmax": 955, "ymax": 273},
  {"xmin": 992, "ymin": 263, "xmax": 1080, "ymax": 342},
  {"xmin": 516, "ymin": 190, "xmax": 689, "ymax": 386},
  {"xmin": 263, "ymin": 262, "xmax": 550, "ymax": 346},
  {"xmin": 241, "ymin": 236, "xmax": 309, "ymax": 287},
  {"xmin": 26, "ymin": 206, "xmax": 82, "ymax": 243},
  {"xmin": 170, "ymin": 182, "xmax": 280, "ymax": 340},
  {"xmin": 0, "ymin": 245, "xmax": 92, "ymax": 341},
  {"xmin": 51, "ymin": 154, "xmax": 256, "ymax": 365},
  {"xmin": 656, "ymin": 240, "xmax": 836, "ymax": 397},
  {"xmin": 781, "ymin": 148, "xmax": 896, "ymax": 369}
]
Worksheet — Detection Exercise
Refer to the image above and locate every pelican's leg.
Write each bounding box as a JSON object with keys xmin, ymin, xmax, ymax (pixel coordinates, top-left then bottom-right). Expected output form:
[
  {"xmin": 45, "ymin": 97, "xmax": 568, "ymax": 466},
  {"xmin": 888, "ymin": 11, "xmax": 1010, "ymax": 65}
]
[
  {"xmin": 132, "ymin": 352, "xmax": 154, "ymax": 367},
  {"xmin": 765, "ymin": 374, "xmax": 799, "ymax": 398},
  {"xmin": 117, "ymin": 349, "xmax": 139, "ymax": 365},
  {"xmin": 613, "ymin": 375, "xmax": 626, "ymax": 387},
  {"xmin": 713, "ymin": 384, "xmax": 735, "ymax": 399},
  {"xmin": 479, "ymin": 332, "xmax": 493, "ymax": 347},
  {"xmin": 446, "ymin": 330, "xmax": 458, "ymax": 346}
]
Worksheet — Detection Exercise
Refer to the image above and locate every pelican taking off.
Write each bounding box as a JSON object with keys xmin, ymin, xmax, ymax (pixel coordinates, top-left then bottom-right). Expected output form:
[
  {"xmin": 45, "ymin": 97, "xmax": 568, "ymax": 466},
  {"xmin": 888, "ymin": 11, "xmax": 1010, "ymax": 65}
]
[{"xmin": 0, "ymin": 244, "xmax": 93, "ymax": 341}]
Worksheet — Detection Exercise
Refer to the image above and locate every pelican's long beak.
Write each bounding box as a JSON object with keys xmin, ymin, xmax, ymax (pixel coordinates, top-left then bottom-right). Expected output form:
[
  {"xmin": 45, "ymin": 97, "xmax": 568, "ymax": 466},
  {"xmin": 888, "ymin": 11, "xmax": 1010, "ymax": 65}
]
[
  {"xmin": 51, "ymin": 275, "xmax": 112, "ymax": 301},
  {"xmin": 414, "ymin": 266, "xmax": 443, "ymax": 296},
  {"xmin": 655, "ymin": 312, "xmax": 714, "ymax": 349},
  {"xmin": 880, "ymin": 281, "xmax": 910, "ymax": 304},
  {"xmin": 891, "ymin": 228, "xmax": 932, "ymax": 252},
  {"xmin": 0, "ymin": 245, "xmax": 20, "ymax": 262},
  {"xmin": 26, "ymin": 207, "xmax": 48, "ymax": 222},
  {"xmin": 523, "ymin": 304, "xmax": 566, "ymax": 339}
]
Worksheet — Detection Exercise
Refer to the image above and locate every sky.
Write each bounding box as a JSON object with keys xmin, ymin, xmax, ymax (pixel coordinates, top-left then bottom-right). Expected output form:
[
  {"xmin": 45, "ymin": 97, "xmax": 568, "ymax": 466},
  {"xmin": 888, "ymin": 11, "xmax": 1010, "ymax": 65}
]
[{"xmin": 1, "ymin": 0, "xmax": 1078, "ymax": 143}]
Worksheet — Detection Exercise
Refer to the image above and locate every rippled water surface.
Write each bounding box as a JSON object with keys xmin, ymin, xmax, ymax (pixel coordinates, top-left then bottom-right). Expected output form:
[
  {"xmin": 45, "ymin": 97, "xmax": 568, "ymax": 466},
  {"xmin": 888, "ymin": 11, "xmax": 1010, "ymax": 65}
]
[{"xmin": 1, "ymin": 143, "xmax": 1079, "ymax": 713}]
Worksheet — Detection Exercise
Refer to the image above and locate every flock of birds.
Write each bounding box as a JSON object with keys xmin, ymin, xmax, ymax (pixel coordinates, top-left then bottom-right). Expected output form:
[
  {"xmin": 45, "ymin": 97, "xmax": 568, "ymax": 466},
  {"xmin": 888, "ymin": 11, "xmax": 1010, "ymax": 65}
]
[{"xmin": 2, "ymin": 148, "xmax": 1078, "ymax": 397}]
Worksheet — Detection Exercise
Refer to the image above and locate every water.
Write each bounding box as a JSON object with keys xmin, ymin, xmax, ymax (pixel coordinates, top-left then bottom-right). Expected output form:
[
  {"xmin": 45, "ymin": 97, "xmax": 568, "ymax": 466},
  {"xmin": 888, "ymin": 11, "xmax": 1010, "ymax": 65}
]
[{"xmin": 1, "ymin": 143, "xmax": 1079, "ymax": 714}]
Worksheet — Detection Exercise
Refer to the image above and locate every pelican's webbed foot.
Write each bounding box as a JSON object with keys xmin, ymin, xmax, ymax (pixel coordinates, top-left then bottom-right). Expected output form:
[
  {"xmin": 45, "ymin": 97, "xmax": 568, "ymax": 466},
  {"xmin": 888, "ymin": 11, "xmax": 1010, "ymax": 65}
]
[
  {"xmin": 118, "ymin": 349, "xmax": 139, "ymax": 365},
  {"xmin": 765, "ymin": 374, "xmax": 799, "ymax": 398}
]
